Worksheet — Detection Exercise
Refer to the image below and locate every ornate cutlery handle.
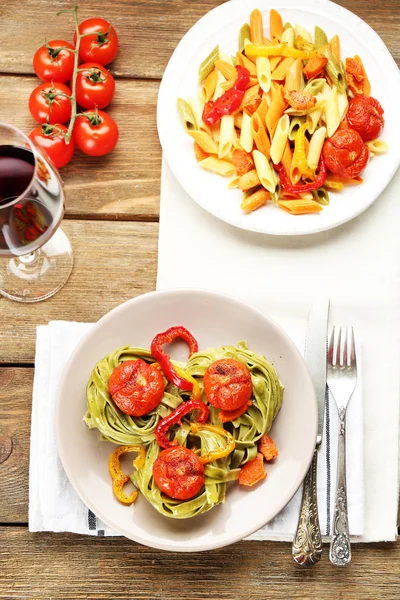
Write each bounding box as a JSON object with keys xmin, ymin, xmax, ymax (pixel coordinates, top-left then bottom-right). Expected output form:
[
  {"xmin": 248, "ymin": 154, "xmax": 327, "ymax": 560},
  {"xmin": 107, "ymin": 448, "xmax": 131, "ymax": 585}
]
[
  {"xmin": 330, "ymin": 407, "xmax": 351, "ymax": 566},
  {"xmin": 292, "ymin": 448, "xmax": 322, "ymax": 567}
]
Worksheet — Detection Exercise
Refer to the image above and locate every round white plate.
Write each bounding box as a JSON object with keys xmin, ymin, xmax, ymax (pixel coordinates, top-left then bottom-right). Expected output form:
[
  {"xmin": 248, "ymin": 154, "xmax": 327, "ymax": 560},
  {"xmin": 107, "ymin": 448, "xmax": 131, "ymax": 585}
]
[
  {"xmin": 56, "ymin": 289, "xmax": 317, "ymax": 552},
  {"xmin": 157, "ymin": 0, "xmax": 400, "ymax": 236}
]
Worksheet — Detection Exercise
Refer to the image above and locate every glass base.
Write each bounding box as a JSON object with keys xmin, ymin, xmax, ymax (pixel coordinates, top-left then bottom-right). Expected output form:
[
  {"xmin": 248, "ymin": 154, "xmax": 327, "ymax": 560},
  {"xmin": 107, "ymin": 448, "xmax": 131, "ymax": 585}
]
[{"xmin": 0, "ymin": 228, "xmax": 73, "ymax": 303}]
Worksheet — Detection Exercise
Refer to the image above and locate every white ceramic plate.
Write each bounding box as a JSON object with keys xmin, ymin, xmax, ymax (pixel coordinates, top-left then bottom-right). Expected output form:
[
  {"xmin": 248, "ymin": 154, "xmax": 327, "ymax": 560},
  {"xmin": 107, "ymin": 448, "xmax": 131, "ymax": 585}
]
[
  {"xmin": 56, "ymin": 289, "xmax": 317, "ymax": 552},
  {"xmin": 157, "ymin": 0, "xmax": 400, "ymax": 236}
]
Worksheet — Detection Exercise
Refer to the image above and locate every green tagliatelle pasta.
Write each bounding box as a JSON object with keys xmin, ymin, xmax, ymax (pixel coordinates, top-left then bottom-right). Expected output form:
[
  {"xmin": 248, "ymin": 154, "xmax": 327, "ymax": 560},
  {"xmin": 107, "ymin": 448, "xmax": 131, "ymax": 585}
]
[{"xmin": 85, "ymin": 341, "xmax": 283, "ymax": 519}]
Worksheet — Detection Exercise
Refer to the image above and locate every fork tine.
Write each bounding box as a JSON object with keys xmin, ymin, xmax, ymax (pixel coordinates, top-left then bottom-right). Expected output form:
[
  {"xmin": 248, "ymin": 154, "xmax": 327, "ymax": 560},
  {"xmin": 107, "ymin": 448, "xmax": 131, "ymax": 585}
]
[
  {"xmin": 335, "ymin": 326, "xmax": 342, "ymax": 367},
  {"xmin": 328, "ymin": 325, "xmax": 335, "ymax": 365},
  {"xmin": 342, "ymin": 326, "xmax": 348, "ymax": 367},
  {"xmin": 350, "ymin": 326, "xmax": 356, "ymax": 367}
]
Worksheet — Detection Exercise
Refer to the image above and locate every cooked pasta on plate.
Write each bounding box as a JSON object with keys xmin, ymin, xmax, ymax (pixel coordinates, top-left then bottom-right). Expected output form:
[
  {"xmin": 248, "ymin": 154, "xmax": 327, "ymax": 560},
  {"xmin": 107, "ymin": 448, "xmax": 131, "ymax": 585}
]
[
  {"xmin": 177, "ymin": 8, "xmax": 387, "ymax": 215},
  {"xmin": 85, "ymin": 325, "xmax": 283, "ymax": 519}
]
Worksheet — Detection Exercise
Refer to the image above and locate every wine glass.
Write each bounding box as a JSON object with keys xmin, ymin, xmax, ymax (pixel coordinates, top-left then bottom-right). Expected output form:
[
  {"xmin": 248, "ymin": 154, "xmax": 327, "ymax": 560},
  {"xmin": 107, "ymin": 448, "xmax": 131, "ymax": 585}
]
[{"xmin": 0, "ymin": 122, "xmax": 73, "ymax": 302}]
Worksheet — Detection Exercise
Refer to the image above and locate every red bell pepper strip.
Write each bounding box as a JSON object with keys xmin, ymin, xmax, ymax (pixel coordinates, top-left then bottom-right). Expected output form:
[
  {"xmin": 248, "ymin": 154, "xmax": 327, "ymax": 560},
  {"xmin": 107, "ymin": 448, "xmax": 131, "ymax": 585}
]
[
  {"xmin": 155, "ymin": 400, "xmax": 210, "ymax": 449},
  {"xmin": 276, "ymin": 155, "xmax": 327, "ymax": 193},
  {"xmin": 202, "ymin": 65, "xmax": 250, "ymax": 126},
  {"xmin": 151, "ymin": 326, "xmax": 199, "ymax": 392}
]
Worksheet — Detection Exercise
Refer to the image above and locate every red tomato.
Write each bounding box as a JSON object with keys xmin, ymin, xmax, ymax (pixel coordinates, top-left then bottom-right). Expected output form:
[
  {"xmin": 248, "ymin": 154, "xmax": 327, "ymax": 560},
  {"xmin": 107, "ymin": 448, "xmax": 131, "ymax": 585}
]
[
  {"xmin": 347, "ymin": 95, "xmax": 384, "ymax": 142},
  {"xmin": 29, "ymin": 124, "xmax": 74, "ymax": 168},
  {"xmin": 152, "ymin": 446, "xmax": 204, "ymax": 500},
  {"xmin": 33, "ymin": 40, "xmax": 75, "ymax": 83},
  {"xmin": 75, "ymin": 18, "xmax": 118, "ymax": 65},
  {"xmin": 76, "ymin": 62, "xmax": 115, "ymax": 109},
  {"xmin": 29, "ymin": 82, "xmax": 72, "ymax": 124},
  {"xmin": 108, "ymin": 359, "xmax": 164, "ymax": 417},
  {"xmin": 322, "ymin": 128, "xmax": 369, "ymax": 180},
  {"xmin": 203, "ymin": 359, "xmax": 252, "ymax": 411},
  {"xmin": 73, "ymin": 110, "xmax": 119, "ymax": 156}
]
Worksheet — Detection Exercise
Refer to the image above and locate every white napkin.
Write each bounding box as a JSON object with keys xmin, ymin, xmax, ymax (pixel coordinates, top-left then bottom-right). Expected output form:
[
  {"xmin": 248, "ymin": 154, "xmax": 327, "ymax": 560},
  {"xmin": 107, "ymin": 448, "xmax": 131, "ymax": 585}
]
[
  {"xmin": 157, "ymin": 159, "xmax": 400, "ymax": 542},
  {"xmin": 30, "ymin": 319, "xmax": 363, "ymax": 540}
]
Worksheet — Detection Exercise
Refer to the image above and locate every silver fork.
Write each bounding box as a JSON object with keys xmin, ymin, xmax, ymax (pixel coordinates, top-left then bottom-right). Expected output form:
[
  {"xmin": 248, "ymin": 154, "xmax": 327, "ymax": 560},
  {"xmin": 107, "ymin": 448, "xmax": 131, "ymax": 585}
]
[{"xmin": 327, "ymin": 326, "xmax": 357, "ymax": 567}]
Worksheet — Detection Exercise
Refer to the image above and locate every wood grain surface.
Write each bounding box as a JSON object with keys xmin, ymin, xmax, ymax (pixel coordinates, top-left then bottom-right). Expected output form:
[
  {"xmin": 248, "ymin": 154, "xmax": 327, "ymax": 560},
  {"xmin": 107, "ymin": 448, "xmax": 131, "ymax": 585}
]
[{"xmin": 1, "ymin": 1, "xmax": 399, "ymax": 598}]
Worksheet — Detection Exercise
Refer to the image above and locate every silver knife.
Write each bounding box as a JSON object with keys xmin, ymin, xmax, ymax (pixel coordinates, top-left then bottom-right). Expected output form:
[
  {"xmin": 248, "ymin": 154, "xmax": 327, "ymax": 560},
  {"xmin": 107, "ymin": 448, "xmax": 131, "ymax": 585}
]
[{"xmin": 292, "ymin": 298, "xmax": 330, "ymax": 567}]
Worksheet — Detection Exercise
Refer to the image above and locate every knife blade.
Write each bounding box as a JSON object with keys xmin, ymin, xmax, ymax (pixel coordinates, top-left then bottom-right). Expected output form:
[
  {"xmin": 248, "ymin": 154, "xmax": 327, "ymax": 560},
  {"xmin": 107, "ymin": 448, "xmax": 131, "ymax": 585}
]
[{"xmin": 292, "ymin": 297, "xmax": 330, "ymax": 567}]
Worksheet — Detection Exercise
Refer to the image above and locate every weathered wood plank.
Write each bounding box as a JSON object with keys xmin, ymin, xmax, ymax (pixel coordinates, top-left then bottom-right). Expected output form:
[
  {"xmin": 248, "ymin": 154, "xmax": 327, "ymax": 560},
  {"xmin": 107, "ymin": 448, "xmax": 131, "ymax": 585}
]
[
  {"xmin": 0, "ymin": 0, "xmax": 398, "ymax": 79},
  {"xmin": 0, "ymin": 220, "xmax": 158, "ymax": 363},
  {"xmin": 0, "ymin": 75, "xmax": 161, "ymax": 220},
  {"xmin": 0, "ymin": 527, "xmax": 399, "ymax": 599}
]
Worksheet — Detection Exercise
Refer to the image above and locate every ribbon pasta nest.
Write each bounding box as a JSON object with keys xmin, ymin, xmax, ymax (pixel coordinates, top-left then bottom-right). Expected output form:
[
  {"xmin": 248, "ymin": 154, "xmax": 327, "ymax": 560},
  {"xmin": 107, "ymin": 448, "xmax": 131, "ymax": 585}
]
[
  {"xmin": 177, "ymin": 8, "xmax": 387, "ymax": 215},
  {"xmin": 85, "ymin": 327, "xmax": 283, "ymax": 519}
]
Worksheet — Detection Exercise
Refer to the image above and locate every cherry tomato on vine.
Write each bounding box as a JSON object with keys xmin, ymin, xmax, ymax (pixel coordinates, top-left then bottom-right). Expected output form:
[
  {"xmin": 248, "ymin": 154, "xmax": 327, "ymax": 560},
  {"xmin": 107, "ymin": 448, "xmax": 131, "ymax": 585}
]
[
  {"xmin": 203, "ymin": 359, "xmax": 253, "ymax": 411},
  {"xmin": 33, "ymin": 40, "xmax": 75, "ymax": 83},
  {"xmin": 73, "ymin": 110, "xmax": 119, "ymax": 156},
  {"xmin": 74, "ymin": 18, "xmax": 118, "ymax": 65},
  {"xmin": 29, "ymin": 124, "xmax": 74, "ymax": 168},
  {"xmin": 152, "ymin": 446, "xmax": 205, "ymax": 500},
  {"xmin": 322, "ymin": 128, "xmax": 369, "ymax": 180},
  {"xmin": 108, "ymin": 359, "xmax": 164, "ymax": 417},
  {"xmin": 75, "ymin": 62, "xmax": 115, "ymax": 109},
  {"xmin": 28, "ymin": 82, "xmax": 72, "ymax": 124},
  {"xmin": 347, "ymin": 95, "xmax": 384, "ymax": 142}
]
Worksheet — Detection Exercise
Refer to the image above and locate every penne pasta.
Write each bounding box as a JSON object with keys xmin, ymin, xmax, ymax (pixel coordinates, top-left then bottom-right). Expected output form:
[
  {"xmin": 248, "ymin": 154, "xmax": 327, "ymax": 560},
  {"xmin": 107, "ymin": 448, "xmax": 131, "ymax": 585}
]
[
  {"xmin": 337, "ymin": 90, "xmax": 349, "ymax": 121},
  {"xmin": 307, "ymin": 125, "xmax": 326, "ymax": 170},
  {"xmin": 239, "ymin": 24, "xmax": 251, "ymax": 52},
  {"xmin": 278, "ymin": 199, "xmax": 322, "ymax": 214},
  {"xmin": 234, "ymin": 113, "xmax": 243, "ymax": 129},
  {"xmin": 256, "ymin": 56, "xmax": 271, "ymax": 92},
  {"xmin": 213, "ymin": 70, "xmax": 227, "ymax": 101},
  {"xmin": 188, "ymin": 130, "xmax": 218, "ymax": 154},
  {"xmin": 324, "ymin": 86, "xmax": 341, "ymax": 137},
  {"xmin": 303, "ymin": 78, "xmax": 326, "ymax": 96},
  {"xmin": 270, "ymin": 9, "xmax": 283, "ymax": 40},
  {"xmin": 329, "ymin": 35, "xmax": 341, "ymax": 64},
  {"xmin": 314, "ymin": 25, "xmax": 328, "ymax": 50},
  {"xmin": 288, "ymin": 116, "xmax": 305, "ymax": 141},
  {"xmin": 281, "ymin": 26, "xmax": 295, "ymax": 48},
  {"xmin": 270, "ymin": 56, "xmax": 282, "ymax": 71},
  {"xmin": 251, "ymin": 112, "xmax": 271, "ymax": 158},
  {"xmin": 240, "ymin": 84, "xmax": 261, "ymax": 112},
  {"xmin": 240, "ymin": 111, "xmax": 254, "ymax": 153},
  {"xmin": 188, "ymin": 96, "xmax": 211, "ymax": 135},
  {"xmin": 201, "ymin": 69, "xmax": 218, "ymax": 103},
  {"xmin": 241, "ymin": 187, "xmax": 270, "ymax": 211},
  {"xmin": 354, "ymin": 55, "xmax": 371, "ymax": 96},
  {"xmin": 252, "ymin": 149, "xmax": 277, "ymax": 192},
  {"xmin": 323, "ymin": 48, "xmax": 346, "ymax": 93},
  {"xmin": 312, "ymin": 187, "xmax": 330, "ymax": 206},
  {"xmin": 285, "ymin": 59, "xmax": 302, "ymax": 91},
  {"xmin": 270, "ymin": 114, "xmax": 290, "ymax": 164},
  {"xmin": 294, "ymin": 35, "xmax": 315, "ymax": 53},
  {"xmin": 177, "ymin": 98, "xmax": 198, "ymax": 132},
  {"xmin": 294, "ymin": 24, "xmax": 312, "ymax": 43},
  {"xmin": 271, "ymin": 57, "xmax": 295, "ymax": 81},
  {"xmin": 281, "ymin": 140, "xmax": 293, "ymax": 175},
  {"xmin": 210, "ymin": 121, "xmax": 220, "ymax": 143},
  {"xmin": 198, "ymin": 45, "xmax": 220, "ymax": 83},
  {"xmin": 266, "ymin": 83, "xmax": 286, "ymax": 137},
  {"xmin": 250, "ymin": 9, "xmax": 264, "ymax": 45},
  {"xmin": 219, "ymin": 114, "xmax": 235, "ymax": 159},
  {"xmin": 241, "ymin": 52, "xmax": 257, "ymax": 75},
  {"xmin": 215, "ymin": 59, "xmax": 237, "ymax": 81},
  {"xmin": 256, "ymin": 98, "xmax": 269, "ymax": 122},
  {"xmin": 227, "ymin": 174, "xmax": 241, "ymax": 189},
  {"xmin": 220, "ymin": 79, "xmax": 235, "ymax": 92},
  {"xmin": 366, "ymin": 139, "xmax": 388, "ymax": 154},
  {"xmin": 193, "ymin": 142, "xmax": 209, "ymax": 162},
  {"xmin": 238, "ymin": 169, "xmax": 261, "ymax": 191},
  {"xmin": 199, "ymin": 156, "xmax": 235, "ymax": 177}
]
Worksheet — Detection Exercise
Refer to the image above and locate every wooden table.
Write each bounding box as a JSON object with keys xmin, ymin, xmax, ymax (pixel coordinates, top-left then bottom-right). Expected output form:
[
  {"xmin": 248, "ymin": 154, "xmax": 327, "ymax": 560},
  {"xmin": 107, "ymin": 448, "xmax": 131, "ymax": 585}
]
[{"xmin": 1, "ymin": 1, "xmax": 399, "ymax": 597}]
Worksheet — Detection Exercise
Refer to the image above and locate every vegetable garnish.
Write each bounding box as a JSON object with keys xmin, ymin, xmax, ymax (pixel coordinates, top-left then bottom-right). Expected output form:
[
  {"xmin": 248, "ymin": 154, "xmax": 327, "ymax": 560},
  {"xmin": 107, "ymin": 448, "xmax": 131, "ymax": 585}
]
[
  {"xmin": 202, "ymin": 66, "xmax": 250, "ymax": 126},
  {"xmin": 152, "ymin": 446, "xmax": 205, "ymax": 500},
  {"xmin": 219, "ymin": 400, "xmax": 252, "ymax": 423},
  {"xmin": 276, "ymin": 154, "xmax": 327, "ymax": 193},
  {"xmin": 155, "ymin": 400, "xmax": 209, "ymax": 449},
  {"xmin": 346, "ymin": 96, "xmax": 384, "ymax": 142},
  {"xmin": 108, "ymin": 359, "xmax": 164, "ymax": 417},
  {"xmin": 259, "ymin": 434, "xmax": 279, "ymax": 461},
  {"xmin": 203, "ymin": 358, "xmax": 252, "ymax": 411},
  {"xmin": 238, "ymin": 452, "xmax": 266, "ymax": 487},
  {"xmin": 150, "ymin": 326, "xmax": 199, "ymax": 391},
  {"xmin": 322, "ymin": 129, "xmax": 369, "ymax": 180},
  {"xmin": 190, "ymin": 423, "xmax": 235, "ymax": 464},
  {"xmin": 108, "ymin": 445, "xmax": 145, "ymax": 505}
]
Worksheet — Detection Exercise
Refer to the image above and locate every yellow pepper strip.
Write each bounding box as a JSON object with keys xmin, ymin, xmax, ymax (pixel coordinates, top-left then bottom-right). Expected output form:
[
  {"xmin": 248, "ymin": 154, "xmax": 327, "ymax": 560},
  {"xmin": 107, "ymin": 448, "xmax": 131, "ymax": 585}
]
[
  {"xmin": 108, "ymin": 445, "xmax": 146, "ymax": 505},
  {"xmin": 190, "ymin": 423, "xmax": 235, "ymax": 464},
  {"xmin": 293, "ymin": 123, "xmax": 315, "ymax": 180},
  {"xmin": 174, "ymin": 365, "xmax": 202, "ymax": 402},
  {"xmin": 245, "ymin": 43, "xmax": 317, "ymax": 60}
]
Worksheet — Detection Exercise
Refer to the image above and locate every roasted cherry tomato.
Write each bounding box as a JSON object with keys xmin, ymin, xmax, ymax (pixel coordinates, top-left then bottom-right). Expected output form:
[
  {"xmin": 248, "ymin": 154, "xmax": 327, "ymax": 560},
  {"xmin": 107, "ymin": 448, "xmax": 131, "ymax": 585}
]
[
  {"xmin": 33, "ymin": 40, "xmax": 75, "ymax": 83},
  {"xmin": 76, "ymin": 62, "xmax": 115, "ymax": 109},
  {"xmin": 346, "ymin": 95, "xmax": 384, "ymax": 142},
  {"xmin": 29, "ymin": 82, "xmax": 72, "ymax": 124},
  {"xmin": 75, "ymin": 18, "xmax": 118, "ymax": 65},
  {"xmin": 29, "ymin": 124, "xmax": 74, "ymax": 168},
  {"xmin": 203, "ymin": 358, "xmax": 252, "ymax": 411},
  {"xmin": 322, "ymin": 128, "xmax": 369, "ymax": 180},
  {"xmin": 108, "ymin": 359, "xmax": 164, "ymax": 417},
  {"xmin": 73, "ymin": 110, "xmax": 119, "ymax": 156},
  {"xmin": 152, "ymin": 446, "xmax": 204, "ymax": 500}
]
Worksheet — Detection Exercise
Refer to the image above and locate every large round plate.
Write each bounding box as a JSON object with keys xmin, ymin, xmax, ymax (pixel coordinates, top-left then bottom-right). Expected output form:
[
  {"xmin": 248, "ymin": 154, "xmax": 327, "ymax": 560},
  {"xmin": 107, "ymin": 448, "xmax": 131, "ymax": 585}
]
[
  {"xmin": 157, "ymin": 0, "xmax": 400, "ymax": 235},
  {"xmin": 56, "ymin": 289, "xmax": 317, "ymax": 552}
]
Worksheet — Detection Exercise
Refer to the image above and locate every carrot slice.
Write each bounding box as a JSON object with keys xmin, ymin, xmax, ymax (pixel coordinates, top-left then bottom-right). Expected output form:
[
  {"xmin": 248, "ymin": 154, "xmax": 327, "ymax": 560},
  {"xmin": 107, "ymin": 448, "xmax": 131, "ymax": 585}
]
[
  {"xmin": 232, "ymin": 149, "xmax": 255, "ymax": 176},
  {"xmin": 219, "ymin": 400, "xmax": 252, "ymax": 423},
  {"xmin": 303, "ymin": 56, "xmax": 328, "ymax": 80},
  {"xmin": 239, "ymin": 452, "xmax": 266, "ymax": 486},
  {"xmin": 259, "ymin": 433, "xmax": 278, "ymax": 461}
]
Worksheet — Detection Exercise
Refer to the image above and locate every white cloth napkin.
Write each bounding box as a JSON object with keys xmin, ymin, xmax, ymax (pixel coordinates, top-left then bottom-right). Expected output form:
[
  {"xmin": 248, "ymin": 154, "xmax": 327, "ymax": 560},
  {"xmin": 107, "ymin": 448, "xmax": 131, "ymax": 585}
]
[
  {"xmin": 157, "ymin": 159, "xmax": 400, "ymax": 542},
  {"xmin": 29, "ymin": 319, "xmax": 363, "ymax": 540}
]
